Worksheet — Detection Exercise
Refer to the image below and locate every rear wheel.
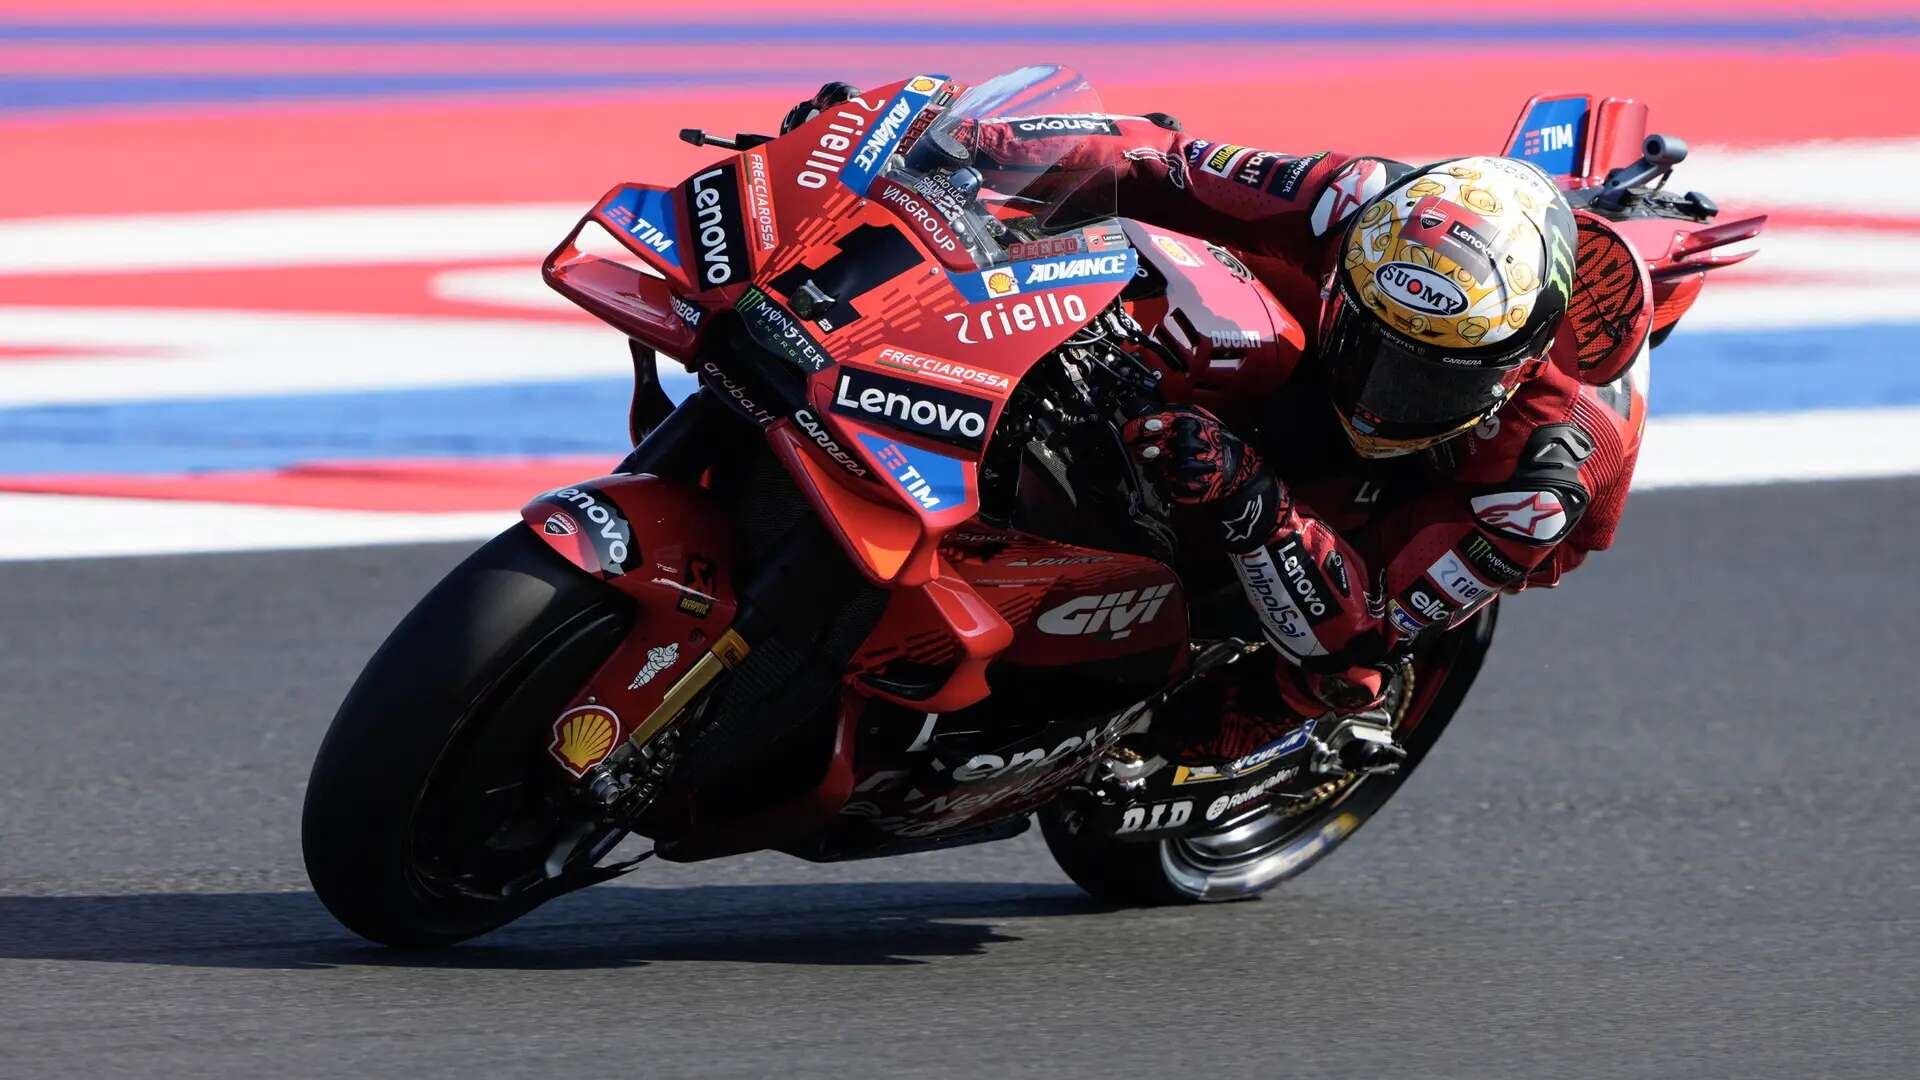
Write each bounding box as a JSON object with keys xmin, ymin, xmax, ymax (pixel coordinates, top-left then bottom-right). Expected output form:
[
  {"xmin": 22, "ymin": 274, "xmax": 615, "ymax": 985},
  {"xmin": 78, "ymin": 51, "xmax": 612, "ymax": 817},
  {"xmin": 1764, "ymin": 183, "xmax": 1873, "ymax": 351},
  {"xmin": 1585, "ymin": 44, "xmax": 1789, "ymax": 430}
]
[
  {"xmin": 301, "ymin": 527, "xmax": 632, "ymax": 946},
  {"xmin": 1040, "ymin": 604, "xmax": 1497, "ymax": 905}
]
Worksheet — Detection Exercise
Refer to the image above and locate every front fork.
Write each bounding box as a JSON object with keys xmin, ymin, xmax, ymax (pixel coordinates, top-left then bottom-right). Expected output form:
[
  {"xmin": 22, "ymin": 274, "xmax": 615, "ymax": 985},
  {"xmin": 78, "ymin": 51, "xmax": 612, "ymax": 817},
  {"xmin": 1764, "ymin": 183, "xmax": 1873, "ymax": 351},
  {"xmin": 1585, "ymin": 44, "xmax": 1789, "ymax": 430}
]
[{"xmin": 539, "ymin": 384, "xmax": 862, "ymax": 817}]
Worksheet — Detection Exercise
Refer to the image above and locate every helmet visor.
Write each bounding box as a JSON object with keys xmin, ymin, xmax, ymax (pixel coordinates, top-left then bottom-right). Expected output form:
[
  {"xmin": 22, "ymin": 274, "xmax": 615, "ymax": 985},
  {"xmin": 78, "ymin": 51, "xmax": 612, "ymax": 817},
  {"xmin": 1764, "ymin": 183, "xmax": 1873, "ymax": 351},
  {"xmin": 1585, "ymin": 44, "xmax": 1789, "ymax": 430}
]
[{"xmin": 1325, "ymin": 297, "xmax": 1529, "ymax": 442}]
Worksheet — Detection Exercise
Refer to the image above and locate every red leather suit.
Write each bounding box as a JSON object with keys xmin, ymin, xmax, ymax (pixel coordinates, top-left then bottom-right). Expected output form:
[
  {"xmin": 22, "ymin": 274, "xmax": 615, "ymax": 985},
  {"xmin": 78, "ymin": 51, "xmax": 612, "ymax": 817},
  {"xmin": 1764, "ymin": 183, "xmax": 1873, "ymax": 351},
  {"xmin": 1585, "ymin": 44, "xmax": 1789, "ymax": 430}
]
[{"xmin": 975, "ymin": 115, "xmax": 1648, "ymax": 722}]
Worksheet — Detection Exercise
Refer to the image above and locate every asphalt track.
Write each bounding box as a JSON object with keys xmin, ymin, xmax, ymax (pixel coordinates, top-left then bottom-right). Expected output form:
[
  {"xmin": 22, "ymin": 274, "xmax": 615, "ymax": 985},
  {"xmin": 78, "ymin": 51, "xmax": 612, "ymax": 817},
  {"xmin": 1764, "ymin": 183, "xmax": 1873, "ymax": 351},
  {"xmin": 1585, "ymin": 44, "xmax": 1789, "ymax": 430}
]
[{"xmin": 0, "ymin": 478, "xmax": 1913, "ymax": 1079}]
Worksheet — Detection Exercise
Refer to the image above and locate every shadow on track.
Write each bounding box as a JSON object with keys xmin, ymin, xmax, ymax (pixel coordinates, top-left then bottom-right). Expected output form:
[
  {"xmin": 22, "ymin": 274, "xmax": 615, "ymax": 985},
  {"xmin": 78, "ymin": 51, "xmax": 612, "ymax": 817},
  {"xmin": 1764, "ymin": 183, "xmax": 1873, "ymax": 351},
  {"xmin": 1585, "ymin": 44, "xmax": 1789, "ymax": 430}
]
[{"xmin": 0, "ymin": 881, "xmax": 1106, "ymax": 971}]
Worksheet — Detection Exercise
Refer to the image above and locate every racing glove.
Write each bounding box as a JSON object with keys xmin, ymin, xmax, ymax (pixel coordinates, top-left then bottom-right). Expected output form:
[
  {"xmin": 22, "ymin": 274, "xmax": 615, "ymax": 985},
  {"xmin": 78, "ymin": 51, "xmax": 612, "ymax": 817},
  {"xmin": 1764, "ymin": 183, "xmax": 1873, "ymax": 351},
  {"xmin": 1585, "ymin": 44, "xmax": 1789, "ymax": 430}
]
[
  {"xmin": 1122, "ymin": 404, "xmax": 1285, "ymax": 552},
  {"xmin": 780, "ymin": 81, "xmax": 864, "ymax": 134}
]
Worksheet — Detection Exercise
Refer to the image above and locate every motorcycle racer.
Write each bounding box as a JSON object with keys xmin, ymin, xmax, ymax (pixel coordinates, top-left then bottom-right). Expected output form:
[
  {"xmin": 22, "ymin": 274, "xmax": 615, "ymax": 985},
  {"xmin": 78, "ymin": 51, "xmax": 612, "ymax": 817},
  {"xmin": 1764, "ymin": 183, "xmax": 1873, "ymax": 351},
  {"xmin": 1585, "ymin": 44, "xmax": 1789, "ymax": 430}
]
[{"xmin": 784, "ymin": 85, "xmax": 1650, "ymax": 769}]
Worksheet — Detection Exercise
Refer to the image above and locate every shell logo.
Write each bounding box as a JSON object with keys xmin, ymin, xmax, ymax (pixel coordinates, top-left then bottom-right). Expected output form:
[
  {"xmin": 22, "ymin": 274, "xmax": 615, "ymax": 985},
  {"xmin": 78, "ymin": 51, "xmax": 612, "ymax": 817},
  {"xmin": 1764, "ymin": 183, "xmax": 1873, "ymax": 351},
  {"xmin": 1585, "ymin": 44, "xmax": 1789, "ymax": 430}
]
[
  {"xmin": 982, "ymin": 268, "xmax": 1020, "ymax": 298},
  {"xmin": 1152, "ymin": 233, "xmax": 1203, "ymax": 268},
  {"xmin": 908, "ymin": 76, "xmax": 939, "ymax": 94},
  {"xmin": 548, "ymin": 706, "xmax": 619, "ymax": 777}
]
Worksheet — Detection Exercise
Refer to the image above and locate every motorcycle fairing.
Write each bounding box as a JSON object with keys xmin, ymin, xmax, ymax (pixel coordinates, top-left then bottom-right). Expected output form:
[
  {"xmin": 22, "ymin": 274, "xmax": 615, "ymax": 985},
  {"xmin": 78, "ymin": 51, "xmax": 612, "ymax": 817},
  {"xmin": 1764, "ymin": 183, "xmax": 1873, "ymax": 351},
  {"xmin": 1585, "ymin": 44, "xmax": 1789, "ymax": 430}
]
[
  {"xmin": 544, "ymin": 188, "xmax": 699, "ymax": 361},
  {"xmin": 1119, "ymin": 221, "xmax": 1306, "ymax": 424},
  {"xmin": 846, "ymin": 524, "xmax": 1188, "ymax": 707},
  {"xmin": 520, "ymin": 473, "xmax": 740, "ymax": 770}
]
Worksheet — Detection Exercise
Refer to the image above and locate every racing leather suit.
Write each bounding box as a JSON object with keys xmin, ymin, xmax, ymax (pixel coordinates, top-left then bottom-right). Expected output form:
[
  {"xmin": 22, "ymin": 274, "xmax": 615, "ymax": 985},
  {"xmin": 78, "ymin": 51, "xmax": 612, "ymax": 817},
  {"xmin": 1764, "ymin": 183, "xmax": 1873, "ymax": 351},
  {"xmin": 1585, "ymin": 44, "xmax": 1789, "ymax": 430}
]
[{"xmin": 971, "ymin": 115, "xmax": 1647, "ymax": 740}]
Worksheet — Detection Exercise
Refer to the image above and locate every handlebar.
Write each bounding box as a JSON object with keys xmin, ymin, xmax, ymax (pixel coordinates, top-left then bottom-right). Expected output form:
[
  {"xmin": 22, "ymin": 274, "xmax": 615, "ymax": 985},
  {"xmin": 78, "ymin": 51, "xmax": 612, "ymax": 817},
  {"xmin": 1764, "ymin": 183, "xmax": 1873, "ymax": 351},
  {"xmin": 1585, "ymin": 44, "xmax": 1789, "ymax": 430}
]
[{"xmin": 1591, "ymin": 132, "xmax": 1690, "ymax": 212}]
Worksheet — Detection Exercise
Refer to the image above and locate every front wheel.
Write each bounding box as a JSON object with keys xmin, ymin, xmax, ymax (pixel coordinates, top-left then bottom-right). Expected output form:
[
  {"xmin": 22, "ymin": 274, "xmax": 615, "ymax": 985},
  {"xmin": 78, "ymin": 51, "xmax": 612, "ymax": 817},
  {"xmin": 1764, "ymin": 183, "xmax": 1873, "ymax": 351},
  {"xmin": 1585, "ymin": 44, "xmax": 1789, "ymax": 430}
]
[
  {"xmin": 1040, "ymin": 604, "xmax": 1497, "ymax": 905},
  {"xmin": 301, "ymin": 527, "xmax": 632, "ymax": 946}
]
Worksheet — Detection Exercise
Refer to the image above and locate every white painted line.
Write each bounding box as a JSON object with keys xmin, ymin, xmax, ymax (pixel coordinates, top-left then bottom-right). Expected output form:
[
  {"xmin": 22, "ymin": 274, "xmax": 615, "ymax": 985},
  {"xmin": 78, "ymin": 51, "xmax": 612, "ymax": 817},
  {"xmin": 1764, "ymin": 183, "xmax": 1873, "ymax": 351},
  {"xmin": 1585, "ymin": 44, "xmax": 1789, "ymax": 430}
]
[
  {"xmin": 0, "ymin": 306, "xmax": 634, "ymax": 407},
  {"xmin": 1683, "ymin": 139, "xmax": 1920, "ymax": 217},
  {"xmin": 1634, "ymin": 406, "xmax": 1920, "ymax": 489},
  {"xmin": 0, "ymin": 493, "xmax": 510, "ymax": 561},
  {"xmin": 0, "ymin": 204, "xmax": 579, "ymax": 275},
  {"xmin": 3, "ymin": 407, "xmax": 1917, "ymax": 562}
]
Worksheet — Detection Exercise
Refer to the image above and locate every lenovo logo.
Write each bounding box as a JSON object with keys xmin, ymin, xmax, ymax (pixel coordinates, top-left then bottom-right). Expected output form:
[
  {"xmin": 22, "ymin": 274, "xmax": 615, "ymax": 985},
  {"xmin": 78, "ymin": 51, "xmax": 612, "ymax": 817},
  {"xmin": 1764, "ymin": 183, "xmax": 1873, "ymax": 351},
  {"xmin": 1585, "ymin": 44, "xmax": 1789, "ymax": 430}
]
[{"xmin": 832, "ymin": 367, "xmax": 991, "ymax": 451}]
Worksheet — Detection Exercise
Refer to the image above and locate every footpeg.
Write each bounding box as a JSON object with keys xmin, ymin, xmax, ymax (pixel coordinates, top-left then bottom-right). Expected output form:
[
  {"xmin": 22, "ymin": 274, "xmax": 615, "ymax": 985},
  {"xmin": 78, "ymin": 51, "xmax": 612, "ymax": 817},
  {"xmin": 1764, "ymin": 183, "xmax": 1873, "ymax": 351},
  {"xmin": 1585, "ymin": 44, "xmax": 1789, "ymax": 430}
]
[{"xmin": 1311, "ymin": 714, "xmax": 1405, "ymax": 777}]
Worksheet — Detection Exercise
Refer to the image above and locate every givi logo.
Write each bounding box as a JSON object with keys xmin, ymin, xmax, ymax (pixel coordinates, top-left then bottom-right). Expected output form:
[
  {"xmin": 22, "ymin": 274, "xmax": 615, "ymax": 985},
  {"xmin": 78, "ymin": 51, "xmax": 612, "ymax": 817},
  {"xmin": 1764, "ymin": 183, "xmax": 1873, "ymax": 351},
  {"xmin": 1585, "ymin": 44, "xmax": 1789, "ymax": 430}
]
[{"xmin": 1037, "ymin": 584, "xmax": 1175, "ymax": 640}]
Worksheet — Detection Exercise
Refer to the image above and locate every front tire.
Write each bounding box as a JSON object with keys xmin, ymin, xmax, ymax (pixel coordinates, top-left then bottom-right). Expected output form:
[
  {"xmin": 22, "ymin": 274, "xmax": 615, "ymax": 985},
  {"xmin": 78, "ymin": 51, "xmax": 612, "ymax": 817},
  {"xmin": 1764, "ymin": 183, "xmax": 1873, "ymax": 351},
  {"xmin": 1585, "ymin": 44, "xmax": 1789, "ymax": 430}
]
[{"xmin": 302, "ymin": 527, "xmax": 631, "ymax": 946}]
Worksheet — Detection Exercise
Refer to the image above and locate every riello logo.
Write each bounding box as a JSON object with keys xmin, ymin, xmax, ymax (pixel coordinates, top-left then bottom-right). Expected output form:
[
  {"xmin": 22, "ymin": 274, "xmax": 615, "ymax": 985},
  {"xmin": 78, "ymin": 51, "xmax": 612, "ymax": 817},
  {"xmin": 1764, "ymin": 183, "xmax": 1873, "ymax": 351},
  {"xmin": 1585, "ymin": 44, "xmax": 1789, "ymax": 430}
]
[{"xmin": 1036, "ymin": 584, "xmax": 1175, "ymax": 640}]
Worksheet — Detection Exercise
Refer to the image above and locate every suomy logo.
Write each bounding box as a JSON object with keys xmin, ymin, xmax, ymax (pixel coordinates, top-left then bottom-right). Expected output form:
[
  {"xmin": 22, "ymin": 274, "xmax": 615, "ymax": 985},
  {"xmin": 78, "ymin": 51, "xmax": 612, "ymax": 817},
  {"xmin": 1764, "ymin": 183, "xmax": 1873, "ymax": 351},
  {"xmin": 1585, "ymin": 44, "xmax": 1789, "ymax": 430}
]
[
  {"xmin": 832, "ymin": 367, "xmax": 991, "ymax": 451},
  {"xmin": 1373, "ymin": 261, "xmax": 1469, "ymax": 316}
]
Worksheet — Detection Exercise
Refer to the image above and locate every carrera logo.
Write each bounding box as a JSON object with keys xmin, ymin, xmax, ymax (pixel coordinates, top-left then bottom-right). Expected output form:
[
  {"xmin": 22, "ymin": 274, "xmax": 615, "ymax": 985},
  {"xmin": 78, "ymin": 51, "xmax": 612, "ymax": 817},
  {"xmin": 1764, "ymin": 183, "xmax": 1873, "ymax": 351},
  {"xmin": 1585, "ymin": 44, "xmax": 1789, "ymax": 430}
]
[
  {"xmin": 1373, "ymin": 261, "xmax": 1469, "ymax": 316},
  {"xmin": 793, "ymin": 407, "xmax": 867, "ymax": 477},
  {"xmin": 687, "ymin": 164, "xmax": 749, "ymax": 287},
  {"xmin": 1036, "ymin": 584, "xmax": 1175, "ymax": 640},
  {"xmin": 1008, "ymin": 114, "xmax": 1120, "ymax": 138},
  {"xmin": 833, "ymin": 367, "xmax": 991, "ymax": 451},
  {"xmin": 671, "ymin": 295, "xmax": 702, "ymax": 328},
  {"xmin": 1470, "ymin": 490, "xmax": 1570, "ymax": 543}
]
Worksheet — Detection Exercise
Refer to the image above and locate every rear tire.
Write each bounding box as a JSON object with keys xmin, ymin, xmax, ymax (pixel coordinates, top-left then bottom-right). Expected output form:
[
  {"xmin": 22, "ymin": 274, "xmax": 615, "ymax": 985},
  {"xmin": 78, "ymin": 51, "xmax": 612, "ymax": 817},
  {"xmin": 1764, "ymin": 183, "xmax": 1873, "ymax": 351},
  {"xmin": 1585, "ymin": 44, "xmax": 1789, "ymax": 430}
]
[
  {"xmin": 301, "ymin": 527, "xmax": 631, "ymax": 946},
  {"xmin": 1041, "ymin": 604, "xmax": 1497, "ymax": 905}
]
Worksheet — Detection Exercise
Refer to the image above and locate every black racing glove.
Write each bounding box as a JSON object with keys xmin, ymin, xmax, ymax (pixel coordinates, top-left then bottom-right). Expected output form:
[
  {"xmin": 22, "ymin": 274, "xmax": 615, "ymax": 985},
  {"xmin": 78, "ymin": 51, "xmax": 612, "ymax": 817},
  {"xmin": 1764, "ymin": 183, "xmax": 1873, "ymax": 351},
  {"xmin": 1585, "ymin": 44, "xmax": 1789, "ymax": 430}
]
[
  {"xmin": 780, "ymin": 81, "xmax": 864, "ymax": 134},
  {"xmin": 1122, "ymin": 404, "xmax": 1286, "ymax": 552}
]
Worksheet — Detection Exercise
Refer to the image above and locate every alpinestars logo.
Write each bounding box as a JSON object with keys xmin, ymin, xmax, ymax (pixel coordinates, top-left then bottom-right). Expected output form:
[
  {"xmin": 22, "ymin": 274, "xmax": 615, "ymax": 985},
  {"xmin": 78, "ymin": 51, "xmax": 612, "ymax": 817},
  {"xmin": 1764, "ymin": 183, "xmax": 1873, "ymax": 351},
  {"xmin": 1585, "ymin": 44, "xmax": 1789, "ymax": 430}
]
[
  {"xmin": 1036, "ymin": 584, "xmax": 1175, "ymax": 640},
  {"xmin": 1470, "ymin": 490, "xmax": 1569, "ymax": 543},
  {"xmin": 1221, "ymin": 495, "xmax": 1264, "ymax": 545}
]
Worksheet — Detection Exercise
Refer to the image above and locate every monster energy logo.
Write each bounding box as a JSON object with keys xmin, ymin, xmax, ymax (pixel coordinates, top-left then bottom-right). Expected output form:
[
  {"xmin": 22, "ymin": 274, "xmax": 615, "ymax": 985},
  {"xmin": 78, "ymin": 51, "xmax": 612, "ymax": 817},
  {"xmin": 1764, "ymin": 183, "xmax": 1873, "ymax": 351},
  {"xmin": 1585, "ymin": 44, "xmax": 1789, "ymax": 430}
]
[{"xmin": 1546, "ymin": 225, "xmax": 1574, "ymax": 300}]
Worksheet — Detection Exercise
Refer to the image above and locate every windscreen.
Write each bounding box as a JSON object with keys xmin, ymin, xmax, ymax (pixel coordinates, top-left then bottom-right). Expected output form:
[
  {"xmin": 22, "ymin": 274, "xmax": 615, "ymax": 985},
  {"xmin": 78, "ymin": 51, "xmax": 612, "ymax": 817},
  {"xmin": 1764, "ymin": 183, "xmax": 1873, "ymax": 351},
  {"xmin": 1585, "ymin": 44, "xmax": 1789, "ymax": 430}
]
[{"xmin": 882, "ymin": 65, "xmax": 1119, "ymax": 270}]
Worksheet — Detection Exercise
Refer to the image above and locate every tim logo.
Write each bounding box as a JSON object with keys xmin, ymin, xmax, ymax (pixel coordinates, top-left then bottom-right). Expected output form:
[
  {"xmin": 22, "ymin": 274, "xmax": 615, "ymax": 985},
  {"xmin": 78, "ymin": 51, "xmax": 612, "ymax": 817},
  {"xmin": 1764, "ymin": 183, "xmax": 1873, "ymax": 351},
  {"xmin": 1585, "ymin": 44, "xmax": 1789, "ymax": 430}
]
[{"xmin": 1522, "ymin": 124, "xmax": 1576, "ymax": 156}]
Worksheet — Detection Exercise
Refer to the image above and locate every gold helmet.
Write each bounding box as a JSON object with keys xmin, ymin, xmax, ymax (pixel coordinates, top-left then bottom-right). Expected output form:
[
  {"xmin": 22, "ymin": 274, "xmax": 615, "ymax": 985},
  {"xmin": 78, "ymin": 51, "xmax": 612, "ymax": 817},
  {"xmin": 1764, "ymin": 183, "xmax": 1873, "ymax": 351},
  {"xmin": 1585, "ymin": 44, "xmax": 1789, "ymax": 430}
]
[{"xmin": 1323, "ymin": 155, "xmax": 1577, "ymax": 457}]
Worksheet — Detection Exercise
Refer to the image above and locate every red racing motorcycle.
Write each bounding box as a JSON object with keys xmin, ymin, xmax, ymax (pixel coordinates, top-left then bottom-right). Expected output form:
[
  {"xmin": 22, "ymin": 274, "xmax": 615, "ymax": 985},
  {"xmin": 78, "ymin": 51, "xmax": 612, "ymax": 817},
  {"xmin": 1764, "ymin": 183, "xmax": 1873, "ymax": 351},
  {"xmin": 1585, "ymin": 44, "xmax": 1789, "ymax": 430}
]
[{"xmin": 303, "ymin": 66, "xmax": 1761, "ymax": 946}]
